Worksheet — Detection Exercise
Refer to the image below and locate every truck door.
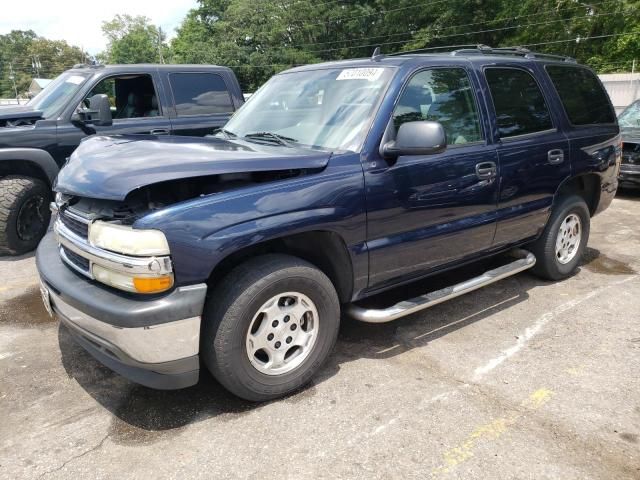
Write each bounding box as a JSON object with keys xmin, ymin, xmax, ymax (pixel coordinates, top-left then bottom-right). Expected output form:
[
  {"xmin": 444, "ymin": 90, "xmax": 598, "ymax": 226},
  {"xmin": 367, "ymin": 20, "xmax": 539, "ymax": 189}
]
[
  {"xmin": 164, "ymin": 72, "xmax": 236, "ymax": 136},
  {"xmin": 56, "ymin": 71, "xmax": 173, "ymax": 160},
  {"xmin": 365, "ymin": 66, "xmax": 499, "ymax": 290},
  {"xmin": 482, "ymin": 65, "xmax": 570, "ymax": 248}
]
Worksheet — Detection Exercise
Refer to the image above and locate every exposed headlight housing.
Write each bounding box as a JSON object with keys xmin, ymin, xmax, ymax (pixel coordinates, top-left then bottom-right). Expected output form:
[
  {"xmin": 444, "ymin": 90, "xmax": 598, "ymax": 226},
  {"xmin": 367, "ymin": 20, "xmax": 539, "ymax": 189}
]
[{"xmin": 89, "ymin": 221, "xmax": 170, "ymax": 256}]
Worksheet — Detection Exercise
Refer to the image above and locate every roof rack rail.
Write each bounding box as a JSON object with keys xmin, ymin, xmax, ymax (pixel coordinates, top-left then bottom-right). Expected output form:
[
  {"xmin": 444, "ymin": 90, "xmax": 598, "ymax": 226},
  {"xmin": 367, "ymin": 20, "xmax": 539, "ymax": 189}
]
[
  {"xmin": 387, "ymin": 44, "xmax": 483, "ymax": 56},
  {"xmin": 451, "ymin": 45, "xmax": 577, "ymax": 63},
  {"xmin": 72, "ymin": 62, "xmax": 104, "ymax": 69}
]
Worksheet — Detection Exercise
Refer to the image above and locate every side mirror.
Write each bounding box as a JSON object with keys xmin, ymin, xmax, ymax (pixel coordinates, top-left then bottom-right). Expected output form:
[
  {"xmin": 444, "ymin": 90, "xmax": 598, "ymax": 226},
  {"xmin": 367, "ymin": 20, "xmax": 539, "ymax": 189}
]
[
  {"xmin": 383, "ymin": 121, "xmax": 447, "ymax": 158},
  {"xmin": 75, "ymin": 94, "xmax": 112, "ymax": 127}
]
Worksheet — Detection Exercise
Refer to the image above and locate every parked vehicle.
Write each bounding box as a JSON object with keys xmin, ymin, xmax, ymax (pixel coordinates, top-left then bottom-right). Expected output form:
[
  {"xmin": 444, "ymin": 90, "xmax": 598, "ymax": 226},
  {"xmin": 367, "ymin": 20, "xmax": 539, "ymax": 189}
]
[
  {"xmin": 0, "ymin": 64, "xmax": 244, "ymax": 254},
  {"xmin": 618, "ymin": 99, "xmax": 640, "ymax": 188},
  {"xmin": 37, "ymin": 47, "xmax": 620, "ymax": 401}
]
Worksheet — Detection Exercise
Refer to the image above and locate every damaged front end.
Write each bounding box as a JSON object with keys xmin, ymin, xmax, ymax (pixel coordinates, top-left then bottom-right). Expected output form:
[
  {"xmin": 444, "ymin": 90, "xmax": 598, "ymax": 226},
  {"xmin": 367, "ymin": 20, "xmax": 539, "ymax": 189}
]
[{"xmin": 51, "ymin": 134, "xmax": 330, "ymax": 294}]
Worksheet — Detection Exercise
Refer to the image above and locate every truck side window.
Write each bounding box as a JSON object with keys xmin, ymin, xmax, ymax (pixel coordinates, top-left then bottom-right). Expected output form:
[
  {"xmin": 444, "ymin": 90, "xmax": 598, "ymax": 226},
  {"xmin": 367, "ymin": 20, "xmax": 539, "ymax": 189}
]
[
  {"xmin": 83, "ymin": 74, "xmax": 159, "ymax": 119},
  {"xmin": 393, "ymin": 68, "xmax": 482, "ymax": 145},
  {"xmin": 485, "ymin": 68, "xmax": 552, "ymax": 137},
  {"xmin": 169, "ymin": 73, "xmax": 233, "ymax": 116},
  {"xmin": 545, "ymin": 66, "xmax": 616, "ymax": 125}
]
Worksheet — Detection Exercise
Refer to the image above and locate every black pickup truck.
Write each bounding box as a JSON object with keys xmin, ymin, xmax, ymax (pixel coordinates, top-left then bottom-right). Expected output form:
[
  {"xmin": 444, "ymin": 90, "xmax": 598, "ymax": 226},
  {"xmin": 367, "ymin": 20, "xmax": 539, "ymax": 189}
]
[{"xmin": 0, "ymin": 64, "xmax": 244, "ymax": 254}]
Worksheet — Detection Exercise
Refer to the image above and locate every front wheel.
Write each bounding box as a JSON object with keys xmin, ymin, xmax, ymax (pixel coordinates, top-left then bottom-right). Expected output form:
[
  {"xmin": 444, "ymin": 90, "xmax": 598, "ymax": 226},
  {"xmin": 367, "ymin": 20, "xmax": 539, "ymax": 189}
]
[
  {"xmin": 0, "ymin": 176, "xmax": 52, "ymax": 255},
  {"xmin": 201, "ymin": 254, "xmax": 340, "ymax": 401},
  {"xmin": 529, "ymin": 194, "xmax": 590, "ymax": 281}
]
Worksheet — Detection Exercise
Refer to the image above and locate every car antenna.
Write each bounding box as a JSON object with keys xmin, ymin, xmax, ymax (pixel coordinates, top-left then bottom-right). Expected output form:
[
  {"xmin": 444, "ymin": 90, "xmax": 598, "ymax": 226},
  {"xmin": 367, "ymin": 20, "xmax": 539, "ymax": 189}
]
[{"xmin": 371, "ymin": 46, "xmax": 384, "ymax": 61}]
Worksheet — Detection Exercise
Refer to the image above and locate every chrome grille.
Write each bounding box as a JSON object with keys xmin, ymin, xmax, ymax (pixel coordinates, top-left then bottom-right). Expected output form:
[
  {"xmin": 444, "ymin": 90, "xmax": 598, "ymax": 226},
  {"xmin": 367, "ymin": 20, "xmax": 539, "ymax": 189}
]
[
  {"xmin": 59, "ymin": 209, "xmax": 89, "ymax": 239},
  {"xmin": 60, "ymin": 245, "xmax": 90, "ymax": 275}
]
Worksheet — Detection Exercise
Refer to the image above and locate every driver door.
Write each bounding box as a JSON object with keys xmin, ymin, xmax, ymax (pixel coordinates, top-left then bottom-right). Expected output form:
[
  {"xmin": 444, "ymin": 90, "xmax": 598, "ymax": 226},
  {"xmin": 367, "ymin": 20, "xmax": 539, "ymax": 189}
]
[{"xmin": 364, "ymin": 67, "xmax": 499, "ymax": 290}]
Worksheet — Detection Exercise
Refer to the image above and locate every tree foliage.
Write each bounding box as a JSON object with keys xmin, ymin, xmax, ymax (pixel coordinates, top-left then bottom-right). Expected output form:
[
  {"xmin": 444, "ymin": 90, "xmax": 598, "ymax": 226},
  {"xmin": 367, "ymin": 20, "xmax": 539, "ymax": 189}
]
[
  {"xmin": 0, "ymin": 30, "xmax": 88, "ymax": 98},
  {"xmin": 99, "ymin": 14, "xmax": 168, "ymax": 64}
]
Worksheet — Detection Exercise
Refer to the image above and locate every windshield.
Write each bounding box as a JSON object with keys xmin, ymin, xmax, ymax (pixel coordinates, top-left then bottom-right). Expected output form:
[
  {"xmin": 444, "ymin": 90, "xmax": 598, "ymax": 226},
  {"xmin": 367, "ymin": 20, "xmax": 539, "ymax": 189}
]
[
  {"xmin": 223, "ymin": 66, "xmax": 395, "ymax": 152},
  {"xmin": 27, "ymin": 72, "xmax": 90, "ymax": 119},
  {"xmin": 619, "ymin": 101, "xmax": 640, "ymax": 127}
]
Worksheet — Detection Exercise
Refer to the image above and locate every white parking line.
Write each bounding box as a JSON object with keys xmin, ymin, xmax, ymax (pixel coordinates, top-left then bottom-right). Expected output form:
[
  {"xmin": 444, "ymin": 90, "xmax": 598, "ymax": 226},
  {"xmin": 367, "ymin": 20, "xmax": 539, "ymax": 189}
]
[{"xmin": 473, "ymin": 275, "xmax": 638, "ymax": 381}]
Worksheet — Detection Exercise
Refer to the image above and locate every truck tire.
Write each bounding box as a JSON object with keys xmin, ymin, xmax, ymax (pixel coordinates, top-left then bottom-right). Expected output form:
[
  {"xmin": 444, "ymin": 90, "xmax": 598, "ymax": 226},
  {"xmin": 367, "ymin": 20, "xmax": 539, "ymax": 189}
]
[
  {"xmin": 529, "ymin": 194, "xmax": 590, "ymax": 281},
  {"xmin": 0, "ymin": 176, "xmax": 51, "ymax": 255},
  {"xmin": 201, "ymin": 254, "xmax": 340, "ymax": 401}
]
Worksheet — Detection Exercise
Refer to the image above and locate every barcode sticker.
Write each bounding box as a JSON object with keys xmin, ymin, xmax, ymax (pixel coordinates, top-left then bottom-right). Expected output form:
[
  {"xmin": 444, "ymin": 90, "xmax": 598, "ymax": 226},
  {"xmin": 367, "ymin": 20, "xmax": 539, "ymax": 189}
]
[{"xmin": 336, "ymin": 68, "xmax": 384, "ymax": 82}]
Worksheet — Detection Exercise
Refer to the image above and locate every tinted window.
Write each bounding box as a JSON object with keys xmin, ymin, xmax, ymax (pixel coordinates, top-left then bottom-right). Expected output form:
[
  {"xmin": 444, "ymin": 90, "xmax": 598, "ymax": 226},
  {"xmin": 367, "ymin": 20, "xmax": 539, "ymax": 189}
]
[
  {"xmin": 170, "ymin": 73, "xmax": 233, "ymax": 116},
  {"xmin": 393, "ymin": 68, "xmax": 482, "ymax": 145},
  {"xmin": 485, "ymin": 68, "xmax": 553, "ymax": 137},
  {"xmin": 546, "ymin": 66, "xmax": 616, "ymax": 125}
]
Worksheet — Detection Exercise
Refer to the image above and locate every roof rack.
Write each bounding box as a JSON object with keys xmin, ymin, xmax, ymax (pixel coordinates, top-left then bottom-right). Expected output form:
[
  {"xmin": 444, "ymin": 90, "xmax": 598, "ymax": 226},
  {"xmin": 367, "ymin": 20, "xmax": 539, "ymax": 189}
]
[
  {"xmin": 387, "ymin": 44, "xmax": 483, "ymax": 56},
  {"xmin": 450, "ymin": 45, "xmax": 577, "ymax": 63}
]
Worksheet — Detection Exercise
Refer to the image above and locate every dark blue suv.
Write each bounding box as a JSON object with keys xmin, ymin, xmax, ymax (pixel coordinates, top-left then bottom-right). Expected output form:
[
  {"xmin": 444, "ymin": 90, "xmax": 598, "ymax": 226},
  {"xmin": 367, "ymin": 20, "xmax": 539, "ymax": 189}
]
[{"xmin": 37, "ymin": 47, "xmax": 621, "ymax": 401}]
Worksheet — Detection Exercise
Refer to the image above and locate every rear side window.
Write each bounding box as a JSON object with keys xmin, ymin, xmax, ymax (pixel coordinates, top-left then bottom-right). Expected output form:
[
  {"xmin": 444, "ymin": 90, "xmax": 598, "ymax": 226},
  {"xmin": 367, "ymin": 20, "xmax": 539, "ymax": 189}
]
[
  {"xmin": 546, "ymin": 66, "xmax": 615, "ymax": 125},
  {"xmin": 485, "ymin": 68, "xmax": 553, "ymax": 138},
  {"xmin": 169, "ymin": 73, "xmax": 233, "ymax": 116}
]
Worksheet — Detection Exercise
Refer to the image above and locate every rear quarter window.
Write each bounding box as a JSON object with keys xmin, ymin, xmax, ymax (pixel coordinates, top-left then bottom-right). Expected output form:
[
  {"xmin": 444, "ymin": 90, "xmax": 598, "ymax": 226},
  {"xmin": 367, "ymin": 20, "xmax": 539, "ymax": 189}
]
[
  {"xmin": 545, "ymin": 65, "xmax": 616, "ymax": 126},
  {"xmin": 169, "ymin": 72, "xmax": 234, "ymax": 116}
]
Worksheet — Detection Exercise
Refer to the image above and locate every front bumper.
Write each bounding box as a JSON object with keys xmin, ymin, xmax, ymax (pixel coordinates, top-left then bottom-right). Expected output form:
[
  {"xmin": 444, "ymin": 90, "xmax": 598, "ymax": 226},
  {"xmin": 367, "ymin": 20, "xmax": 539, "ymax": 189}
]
[{"xmin": 37, "ymin": 232, "xmax": 208, "ymax": 389}]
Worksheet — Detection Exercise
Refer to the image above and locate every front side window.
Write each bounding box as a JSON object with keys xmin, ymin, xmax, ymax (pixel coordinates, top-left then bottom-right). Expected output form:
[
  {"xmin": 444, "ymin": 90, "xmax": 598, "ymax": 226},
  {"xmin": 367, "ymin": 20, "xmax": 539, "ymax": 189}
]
[
  {"xmin": 546, "ymin": 66, "xmax": 616, "ymax": 126},
  {"xmin": 393, "ymin": 68, "xmax": 482, "ymax": 145},
  {"xmin": 83, "ymin": 74, "xmax": 159, "ymax": 119},
  {"xmin": 485, "ymin": 68, "xmax": 553, "ymax": 137},
  {"xmin": 169, "ymin": 73, "xmax": 233, "ymax": 116},
  {"xmin": 223, "ymin": 67, "xmax": 395, "ymax": 152}
]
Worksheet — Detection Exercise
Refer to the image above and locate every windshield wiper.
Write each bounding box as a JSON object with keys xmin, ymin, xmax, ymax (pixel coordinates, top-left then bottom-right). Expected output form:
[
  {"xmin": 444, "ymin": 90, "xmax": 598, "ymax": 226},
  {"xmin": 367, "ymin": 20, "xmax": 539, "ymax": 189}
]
[
  {"xmin": 211, "ymin": 128, "xmax": 238, "ymax": 139},
  {"xmin": 244, "ymin": 131, "xmax": 298, "ymax": 146}
]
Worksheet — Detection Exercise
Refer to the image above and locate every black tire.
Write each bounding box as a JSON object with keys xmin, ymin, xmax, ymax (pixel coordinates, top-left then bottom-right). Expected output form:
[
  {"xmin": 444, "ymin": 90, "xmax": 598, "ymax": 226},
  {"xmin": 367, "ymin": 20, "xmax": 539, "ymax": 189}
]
[
  {"xmin": 529, "ymin": 194, "xmax": 590, "ymax": 281},
  {"xmin": 201, "ymin": 254, "xmax": 340, "ymax": 401},
  {"xmin": 0, "ymin": 176, "xmax": 51, "ymax": 255}
]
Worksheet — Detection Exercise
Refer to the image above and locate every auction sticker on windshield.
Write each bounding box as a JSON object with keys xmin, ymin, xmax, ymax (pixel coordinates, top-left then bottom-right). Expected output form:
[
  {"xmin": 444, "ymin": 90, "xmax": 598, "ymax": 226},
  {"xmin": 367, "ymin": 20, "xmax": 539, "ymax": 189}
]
[{"xmin": 337, "ymin": 68, "xmax": 385, "ymax": 82}]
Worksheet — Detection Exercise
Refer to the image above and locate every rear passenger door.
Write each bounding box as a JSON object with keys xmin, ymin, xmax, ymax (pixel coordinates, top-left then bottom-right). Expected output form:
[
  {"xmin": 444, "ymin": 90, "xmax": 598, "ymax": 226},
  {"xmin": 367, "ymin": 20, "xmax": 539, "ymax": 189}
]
[
  {"xmin": 167, "ymin": 72, "xmax": 236, "ymax": 136},
  {"xmin": 483, "ymin": 65, "xmax": 570, "ymax": 248}
]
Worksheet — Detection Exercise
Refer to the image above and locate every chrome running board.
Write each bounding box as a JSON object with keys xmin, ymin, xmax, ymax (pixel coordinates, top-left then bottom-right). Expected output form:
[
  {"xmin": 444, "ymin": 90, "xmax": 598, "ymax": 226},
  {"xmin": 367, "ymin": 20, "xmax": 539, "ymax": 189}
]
[{"xmin": 347, "ymin": 249, "xmax": 536, "ymax": 323}]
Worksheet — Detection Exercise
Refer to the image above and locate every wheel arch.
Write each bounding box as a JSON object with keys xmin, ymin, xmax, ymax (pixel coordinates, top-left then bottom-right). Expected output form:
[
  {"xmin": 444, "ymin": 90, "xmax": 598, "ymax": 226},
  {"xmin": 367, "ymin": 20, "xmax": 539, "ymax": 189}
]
[
  {"xmin": 553, "ymin": 173, "xmax": 601, "ymax": 216},
  {"xmin": 206, "ymin": 230, "xmax": 355, "ymax": 304},
  {"xmin": 0, "ymin": 149, "xmax": 59, "ymax": 186}
]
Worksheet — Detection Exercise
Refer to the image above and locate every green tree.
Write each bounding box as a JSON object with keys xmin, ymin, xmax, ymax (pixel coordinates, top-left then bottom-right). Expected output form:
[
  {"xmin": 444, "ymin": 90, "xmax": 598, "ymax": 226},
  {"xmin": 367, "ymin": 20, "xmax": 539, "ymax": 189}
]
[{"xmin": 100, "ymin": 14, "xmax": 168, "ymax": 64}]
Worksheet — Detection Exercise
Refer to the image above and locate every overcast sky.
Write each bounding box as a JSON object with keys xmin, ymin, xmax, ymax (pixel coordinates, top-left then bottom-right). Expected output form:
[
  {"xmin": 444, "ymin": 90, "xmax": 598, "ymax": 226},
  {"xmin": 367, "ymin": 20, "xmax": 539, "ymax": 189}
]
[{"xmin": 0, "ymin": 0, "xmax": 197, "ymax": 55}]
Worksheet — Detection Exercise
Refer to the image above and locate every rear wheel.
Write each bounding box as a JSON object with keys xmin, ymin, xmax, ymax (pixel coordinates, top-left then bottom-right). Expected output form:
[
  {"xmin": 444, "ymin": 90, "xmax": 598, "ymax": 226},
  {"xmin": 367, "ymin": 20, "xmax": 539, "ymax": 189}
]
[
  {"xmin": 529, "ymin": 194, "xmax": 590, "ymax": 280},
  {"xmin": 0, "ymin": 176, "xmax": 51, "ymax": 255},
  {"xmin": 201, "ymin": 254, "xmax": 340, "ymax": 401}
]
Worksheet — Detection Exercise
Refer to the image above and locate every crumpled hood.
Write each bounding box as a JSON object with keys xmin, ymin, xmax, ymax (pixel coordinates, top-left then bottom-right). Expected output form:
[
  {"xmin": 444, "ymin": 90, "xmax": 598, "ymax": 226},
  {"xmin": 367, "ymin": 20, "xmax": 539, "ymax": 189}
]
[
  {"xmin": 55, "ymin": 135, "xmax": 331, "ymax": 201},
  {"xmin": 621, "ymin": 127, "xmax": 640, "ymax": 144}
]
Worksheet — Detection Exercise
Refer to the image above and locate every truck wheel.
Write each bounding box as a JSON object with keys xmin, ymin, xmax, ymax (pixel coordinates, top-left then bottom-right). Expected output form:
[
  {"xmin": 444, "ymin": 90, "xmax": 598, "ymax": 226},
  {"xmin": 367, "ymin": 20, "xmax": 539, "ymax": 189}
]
[
  {"xmin": 529, "ymin": 195, "xmax": 590, "ymax": 281},
  {"xmin": 0, "ymin": 176, "xmax": 51, "ymax": 255},
  {"xmin": 201, "ymin": 254, "xmax": 340, "ymax": 401}
]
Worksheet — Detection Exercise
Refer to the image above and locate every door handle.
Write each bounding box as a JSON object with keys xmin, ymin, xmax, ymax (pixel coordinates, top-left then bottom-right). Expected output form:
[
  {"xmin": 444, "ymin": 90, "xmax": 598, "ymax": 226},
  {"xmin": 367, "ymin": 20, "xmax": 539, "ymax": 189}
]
[
  {"xmin": 548, "ymin": 149, "xmax": 564, "ymax": 165},
  {"xmin": 150, "ymin": 128, "xmax": 169, "ymax": 135},
  {"xmin": 475, "ymin": 161, "xmax": 497, "ymax": 180}
]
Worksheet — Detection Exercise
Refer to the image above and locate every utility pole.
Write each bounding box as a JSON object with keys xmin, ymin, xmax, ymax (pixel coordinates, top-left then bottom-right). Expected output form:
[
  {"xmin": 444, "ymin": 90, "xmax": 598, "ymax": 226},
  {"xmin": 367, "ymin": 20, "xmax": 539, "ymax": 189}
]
[
  {"xmin": 158, "ymin": 27, "xmax": 164, "ymax": 64},
  {"xmin": 8, "ymin": 62, "xmax": 18, "ymax": 103},
  {"xmin": 31, "ymin": 56, "xmax": 41, "ymax": 77}
]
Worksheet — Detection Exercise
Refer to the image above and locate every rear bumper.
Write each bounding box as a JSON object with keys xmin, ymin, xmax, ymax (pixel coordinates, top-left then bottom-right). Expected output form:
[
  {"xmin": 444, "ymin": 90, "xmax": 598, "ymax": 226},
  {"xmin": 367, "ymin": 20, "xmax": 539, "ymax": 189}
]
[
  {"xmin": 36, "ymin": 231, "xmax": 207, "ymax": 389},
  {"xmin": 619, "ymin": 165, "xmax": 640, "ymax": 187}
]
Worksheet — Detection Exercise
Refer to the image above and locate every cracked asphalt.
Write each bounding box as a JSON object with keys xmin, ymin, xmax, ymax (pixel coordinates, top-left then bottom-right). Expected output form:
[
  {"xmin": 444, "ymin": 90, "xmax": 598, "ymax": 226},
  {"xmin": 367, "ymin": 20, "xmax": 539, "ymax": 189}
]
[{"xmin": 1, "ymin": 192, "xmax": 639, "ymax": 479}]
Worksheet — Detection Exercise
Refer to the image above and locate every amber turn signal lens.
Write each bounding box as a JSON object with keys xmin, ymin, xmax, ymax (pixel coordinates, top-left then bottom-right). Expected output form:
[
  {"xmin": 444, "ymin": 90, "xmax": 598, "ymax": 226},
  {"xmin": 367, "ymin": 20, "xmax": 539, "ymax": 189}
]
[{"xmin": 133, "ymin": 275, "xmax": 174, "ymax": 294}]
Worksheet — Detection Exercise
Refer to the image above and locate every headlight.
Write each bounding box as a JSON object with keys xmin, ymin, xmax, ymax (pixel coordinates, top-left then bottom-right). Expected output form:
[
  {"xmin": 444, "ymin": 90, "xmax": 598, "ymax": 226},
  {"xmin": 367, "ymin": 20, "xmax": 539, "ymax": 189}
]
[
  {"xmin": 89, "ymin": 221, "xmax": 170, "ymax": 256},
  {"xmin": 92, "ymin": 264, "xmax": 174, "ymax": 294}
]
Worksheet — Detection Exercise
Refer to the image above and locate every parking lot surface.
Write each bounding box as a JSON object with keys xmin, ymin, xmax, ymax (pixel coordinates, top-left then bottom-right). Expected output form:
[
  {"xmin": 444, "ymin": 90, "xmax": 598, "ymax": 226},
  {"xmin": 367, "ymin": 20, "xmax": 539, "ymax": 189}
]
[{"xmin": 1, "ymin": 193, "xmax": 639, "ymax": 480}]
